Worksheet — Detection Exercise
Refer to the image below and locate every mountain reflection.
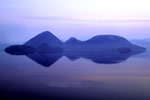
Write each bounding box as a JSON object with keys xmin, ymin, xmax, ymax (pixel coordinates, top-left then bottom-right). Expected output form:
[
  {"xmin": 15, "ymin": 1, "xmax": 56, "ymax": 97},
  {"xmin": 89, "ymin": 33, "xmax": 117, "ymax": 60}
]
[
  {"xmin": 27, "ymin": 53, "xmax": 63, "ymax": 67},
  {"xmin": 24, "ymin": 50, "xmax": 133, "ymax": 67},
  {"xmin": 64, "ymin": 51, "xmax": 131, "ymax": 64},
  {"xmin": 5, "ymin": 33, "xmax": 147, "ymax": 67}
]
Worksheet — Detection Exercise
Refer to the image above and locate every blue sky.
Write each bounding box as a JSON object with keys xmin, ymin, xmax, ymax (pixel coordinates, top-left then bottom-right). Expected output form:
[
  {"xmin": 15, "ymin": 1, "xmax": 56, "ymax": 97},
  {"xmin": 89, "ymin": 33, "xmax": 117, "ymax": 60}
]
[{"xmin": 0, "ymin": 0, "xmax": 150, "ymax": 44}]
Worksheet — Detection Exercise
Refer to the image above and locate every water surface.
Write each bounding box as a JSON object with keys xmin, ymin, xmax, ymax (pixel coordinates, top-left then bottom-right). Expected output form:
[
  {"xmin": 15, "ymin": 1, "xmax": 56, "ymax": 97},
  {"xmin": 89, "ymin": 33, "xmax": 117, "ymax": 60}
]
[{"xmin": 0, "ymin": 51, "xmax": 150, "ymax": 100}]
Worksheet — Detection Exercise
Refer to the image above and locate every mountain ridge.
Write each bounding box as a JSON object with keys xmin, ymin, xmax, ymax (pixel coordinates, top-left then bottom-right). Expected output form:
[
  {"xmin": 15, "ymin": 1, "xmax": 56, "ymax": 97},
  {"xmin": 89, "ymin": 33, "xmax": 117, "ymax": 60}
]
[
  {"xmin": 24, "ymin": 31, "xmax": 63, "ymax": 48},
  {"xmin": 5, "ymin": 31, "xmax": 147, "ymax": 55}
]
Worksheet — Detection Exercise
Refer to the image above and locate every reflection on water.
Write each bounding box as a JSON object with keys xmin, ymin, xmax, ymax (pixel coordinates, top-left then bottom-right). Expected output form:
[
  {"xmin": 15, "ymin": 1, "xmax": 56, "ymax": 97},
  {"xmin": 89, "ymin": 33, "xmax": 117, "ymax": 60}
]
[
  {"xmin": 64, "ymin": 51, "xmax": 131, "ymax": 64},
  {"xmin": 27, "ymin": 53, "xmax": 63, "ymax": 67},
  {"xmin": 15, "ymin": 50, "xmax": 136, "ymax": 67},
  {"xmin": 0, "ymin": 51, "xmax": 150, "ymax": 100}
]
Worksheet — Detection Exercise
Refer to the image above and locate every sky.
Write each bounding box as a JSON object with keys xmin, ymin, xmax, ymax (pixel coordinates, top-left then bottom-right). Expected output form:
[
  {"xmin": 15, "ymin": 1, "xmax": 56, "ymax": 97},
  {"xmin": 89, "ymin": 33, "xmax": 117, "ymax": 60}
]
[{"xmin": 0, "ymin": 0, "xmax": 150, "ymax": 44}]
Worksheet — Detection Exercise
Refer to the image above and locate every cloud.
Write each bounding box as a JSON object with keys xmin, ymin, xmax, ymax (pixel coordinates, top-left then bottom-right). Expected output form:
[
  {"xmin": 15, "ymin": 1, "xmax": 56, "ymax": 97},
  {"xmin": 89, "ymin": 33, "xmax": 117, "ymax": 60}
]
[
  {"xmin": 26, "ymin": 16, "xmax": 150, "ymax": 23},
  {"xmin": 26, "ymin": 16, "xmax": 71, "ymax": 21}
]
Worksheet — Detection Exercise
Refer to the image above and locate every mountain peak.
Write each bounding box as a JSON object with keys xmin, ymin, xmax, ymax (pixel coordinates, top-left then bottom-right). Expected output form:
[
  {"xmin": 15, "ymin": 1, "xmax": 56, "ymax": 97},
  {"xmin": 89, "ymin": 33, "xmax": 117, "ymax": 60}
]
[
  {"xmin": 65, "ymin": 37, "xmax": 81, "ymax": 45},
  {"xmin": 40, "ymin": 31, "xmax": 51, "ymax": 34},
  {"xmin": 67, "ymin": 37, "xmax": 78, "ymax": 41},
  {"xmin": 37, "ymin": 31, "xmax": 55, "ymax": 37},
  {"xmin": 24, "ymin": 31, "xmax": 63, "ymax": 48},
  {"xmin": 86, "ymin": 35, "xmax": 131, "ymax": 45}
]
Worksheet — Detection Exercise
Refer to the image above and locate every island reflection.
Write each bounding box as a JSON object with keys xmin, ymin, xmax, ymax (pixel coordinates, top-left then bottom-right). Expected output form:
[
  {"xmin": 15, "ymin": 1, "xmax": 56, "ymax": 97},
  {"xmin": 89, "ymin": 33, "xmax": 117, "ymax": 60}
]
[
  {"xmin": 4, "ymin": 31, "xmax": 146, "ymax": 67},
  {"xmin": 6, "ymin": 50, "xmax": 136, "ymax": 67}
]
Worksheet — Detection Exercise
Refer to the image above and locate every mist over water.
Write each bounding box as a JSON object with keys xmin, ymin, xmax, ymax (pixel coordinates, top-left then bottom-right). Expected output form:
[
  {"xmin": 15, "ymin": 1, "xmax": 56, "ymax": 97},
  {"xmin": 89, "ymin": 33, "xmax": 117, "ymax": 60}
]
[{"xmin": 1, "ymin": 21, "xmax": 150, "ymax": 44}]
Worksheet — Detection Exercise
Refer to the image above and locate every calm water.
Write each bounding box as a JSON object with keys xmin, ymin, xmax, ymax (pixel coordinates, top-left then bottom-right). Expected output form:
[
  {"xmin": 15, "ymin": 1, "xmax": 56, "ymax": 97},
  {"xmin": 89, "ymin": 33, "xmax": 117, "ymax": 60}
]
[{"xmin": 0, "ymin": 51, "xmax": 150, "ymax": 100}]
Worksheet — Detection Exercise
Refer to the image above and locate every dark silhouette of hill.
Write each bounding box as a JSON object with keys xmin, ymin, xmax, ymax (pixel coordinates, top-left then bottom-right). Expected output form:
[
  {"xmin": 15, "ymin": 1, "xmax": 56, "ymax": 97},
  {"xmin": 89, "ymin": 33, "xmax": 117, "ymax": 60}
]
[
  {"xmin": 5, "ymin": 31, "xmax": 147, "ymax": 67},
  {"xmin": 24, "ymin": 31, "xmax": 63, "ymax": 48},
  {"xmin": 65, "ymin": 37, "xmax": 82, "ymax": 46},
  {"xmin": 64, "ymin": 35, "xmax": 146, "ymax": 54},
  {"xmin": 5, "ymin": 45, "xmax": 35, "ymax": 55},
  {"xmin": 37, "ymin": 43, "xmax": 63, "ymax": 53},
  {"xmin": 64, "ymin": 37, "xmax": 82, "ymax": 50},
  {"xmin": 5, "ymin": 44, "xmax": 63, "ymax": 55}
]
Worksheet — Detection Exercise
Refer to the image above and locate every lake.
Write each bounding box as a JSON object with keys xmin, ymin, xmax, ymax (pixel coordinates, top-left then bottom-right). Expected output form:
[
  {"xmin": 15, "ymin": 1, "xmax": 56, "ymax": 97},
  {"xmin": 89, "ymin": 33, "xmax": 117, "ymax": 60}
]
[{"xmin": 0, "ymin": 51, "xmax": 150, "ymax": 100}]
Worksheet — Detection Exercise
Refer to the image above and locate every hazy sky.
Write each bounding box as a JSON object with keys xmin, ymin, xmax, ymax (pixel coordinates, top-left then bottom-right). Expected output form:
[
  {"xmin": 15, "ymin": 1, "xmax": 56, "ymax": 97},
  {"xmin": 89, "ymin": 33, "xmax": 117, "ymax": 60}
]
[{"xmin": 1, "ymin": 0, "xmax": 150, "ymax": 44}]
